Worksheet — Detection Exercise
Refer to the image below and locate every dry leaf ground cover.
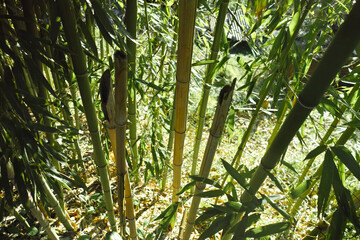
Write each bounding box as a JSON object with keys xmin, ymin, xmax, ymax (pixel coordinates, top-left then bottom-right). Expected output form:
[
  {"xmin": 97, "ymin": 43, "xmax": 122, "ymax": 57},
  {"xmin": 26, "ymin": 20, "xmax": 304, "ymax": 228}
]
[{"xmin": 1, "ymin": 101, "xmax": 349, "ymax": 239}]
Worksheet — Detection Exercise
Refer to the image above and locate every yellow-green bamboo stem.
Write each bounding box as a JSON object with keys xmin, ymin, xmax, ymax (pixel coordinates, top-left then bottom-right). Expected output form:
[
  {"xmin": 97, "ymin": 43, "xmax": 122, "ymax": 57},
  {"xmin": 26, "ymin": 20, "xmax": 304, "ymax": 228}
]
[
  {"xmin": 39, "ymin": 174, "xmax": 74, "ymax": 231},
  {"xmin": 58, "ymin": 0, "xmax": 117, "ymax": 231},
  {"xmin": 182, "ymin": 80, "xmax": 235, "ymax": 240},
  {"xmin": 161, "ymin": 16, "xmax": 179, "ymax": 191},
  {"xmin": 172, "ymin": 0, "xmax": 197, "ymax": 203},
  {"xmin": 191, "ymin": 0, "xmax": 229, "ymax": 177},
  {"xmin": 114, "ymin": 51, "xmax": 128, "ymax": 235}
]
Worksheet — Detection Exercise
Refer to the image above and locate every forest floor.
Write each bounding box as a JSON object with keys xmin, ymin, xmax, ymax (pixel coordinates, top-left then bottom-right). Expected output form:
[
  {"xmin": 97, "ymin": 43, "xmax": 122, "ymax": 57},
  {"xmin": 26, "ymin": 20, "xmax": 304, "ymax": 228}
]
[{"xmin": 1, "ymin": 104, "xmax": 340, "ymax": 239}]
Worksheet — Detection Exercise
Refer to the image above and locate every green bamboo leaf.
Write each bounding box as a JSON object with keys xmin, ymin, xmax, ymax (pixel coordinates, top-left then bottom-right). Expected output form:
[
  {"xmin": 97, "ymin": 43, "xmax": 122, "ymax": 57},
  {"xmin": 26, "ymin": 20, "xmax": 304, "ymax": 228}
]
[
  {"xmin": 232, "ymin": 213, "xmax": 248, "ymax": 239},
  {"xmin": 224, "ymin": 201, "xmax": 242, "ymax": 212},
  {"xmin": 176, "ymin": 181, "xmax": 196, "ymax": 196},
  {"xmin": 326, "ymin": 209, "xmax": 346, "ymax": 240},
  {"xmin": 23, "ymin": 56, "xmax": 57, "ymax": 97},
  {"xmin": 195, "ymin": 189, "xmax": 225, "ymax": 198},
  {"xmin": 77, "ymin": 19, "xmax": 98, "ymax": 58},
  {"xmin": 29, "ymin": 123, "xmax": 59, "ymax": 133},
  {"xmin": 221, "ymin": 159, "xmax": 250, "ymax": 191},
  {"xmin": 136, "ymin": 79, "xmax": 165, "ymax": 91},
  {"xmin": 212, "ymin": 204, "xmax": 236, "ymax": 214},
  {"xmin": 344, "ymin": 119, "xmax": 360, "ymax": 128},
  {"xmin": 69, "ymin": 170, "xmax": 88, "ymax": 192},
  {"xmin": 261, "ymin": 194, "xmax": 291, "ymax": 220},
  {"xmin": 265, "ymin": 170, "xmax": 284, "ymax": 192},
  {"xmin": 189, "ymin": 175, "xmax": 221, "ymax": 189},
  {"xmin": 245, "ymin": 222, "xmax": 291, "ymax": 238},
  {"xmin": 198, "ymin": 215, "xmax": 229, "ymax": 240},
  {"xmin": 305, "ymin": 145, "xmax": 327, "ymax": 160},
  {"xmin": 269, "ymin": 26, "xmax": 285, "ymax": 59},
  {"xmin": 331, "ymin": 146, "xmax": 360, "ymax": 181},
  {"xmin": 290, "ymin": 179, "xmax": 312, "ymax": 199},
  {"xmin": 281, "ymin": 160, "xmax": 297, "ymax": 173},
  {"xmin": 289, "ymin": 11, "xmax": 300, "ymax": 37},
  {"xmin": 195, "ymin": 207, "xmax": 223, "ymax": 225},
  {"xmin": 155, "ymin": 202, "xmax": 179, "ymax": 221},
  {"xmin": 318, "ymin": 150, "xmax": 334, "ymax": 217},
  {"xmin": 319, "ymin": 97, "xmax": 342, "ymax": 118},
  {"xmin": 207, "ymin": 54, "xmax": 233, "ymax": 80},
  {"xmin": 192, "ymin": 59, "xmax": 218, "ymax": 66}
]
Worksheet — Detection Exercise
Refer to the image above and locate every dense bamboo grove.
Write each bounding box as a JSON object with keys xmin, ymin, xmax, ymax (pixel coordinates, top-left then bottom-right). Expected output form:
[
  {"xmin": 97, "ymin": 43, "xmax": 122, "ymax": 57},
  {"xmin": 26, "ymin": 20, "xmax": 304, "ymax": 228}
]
[{"xmin": 1, "ymin": 0, "xmax": 360, "ymax": 239}]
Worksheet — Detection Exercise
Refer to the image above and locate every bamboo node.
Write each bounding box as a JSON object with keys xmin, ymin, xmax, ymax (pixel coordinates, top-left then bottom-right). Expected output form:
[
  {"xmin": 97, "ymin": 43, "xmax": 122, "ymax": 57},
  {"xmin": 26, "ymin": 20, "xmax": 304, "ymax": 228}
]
[
  {"xmin": 297, "ymin": 97, "xmax": 315, "ymax": 110},
  {"xmin": 75, "ymin": 72, "xmax": 88, "ymax": 78}
]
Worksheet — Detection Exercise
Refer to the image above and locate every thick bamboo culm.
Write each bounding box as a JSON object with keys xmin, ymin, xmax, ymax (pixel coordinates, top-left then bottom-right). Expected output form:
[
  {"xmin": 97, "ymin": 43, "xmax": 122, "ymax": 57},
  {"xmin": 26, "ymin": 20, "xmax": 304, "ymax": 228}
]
[
  {"xmin": 182, "ymin": 80, "xmax": 236, "ymax": 240},
  {"xmin": 58, "ymin": 0, "xmax": 117, "ymax": 231},
  {"xmin": 172, "ymin": 0, "xmax": 197, "ymax": 203},
  {"xmin": 222, "ymin": 2, "xmax": 360, "ymax": 239},
  {"xmin": 114, "ymin": 51, "xmax": 128, "ymax": 234}
]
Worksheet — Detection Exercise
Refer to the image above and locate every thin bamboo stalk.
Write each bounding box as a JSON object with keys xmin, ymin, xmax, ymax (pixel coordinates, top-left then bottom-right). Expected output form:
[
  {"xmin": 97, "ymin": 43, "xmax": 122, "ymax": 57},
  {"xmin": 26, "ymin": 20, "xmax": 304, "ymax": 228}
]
[
  {"xmin": 6, "ymin": 161, "xmax": 59, "ymax": 240},
  {"xmin": 58, "ymin": 0, "xmax": 117, "ymax": 231},
  {"xmin": 100, "ymin": 68, "xmax": 137, "ymax": 239},
  {"xmin": 172, "ymin": 0, "xmax": 197, "ymax": 203},
  {"xmin": 182, "ymin": 80, "xmax": 236, "ymax": 240},
  {"xmin": 126, "ymin": 0, "xmax": 139, "ymax": 171},
  {"xmin": 39, "ymin": 174, "xmax": 75, "ymax": 231},
  {"xmin": 161, "ymin": 15, "xmax": 179, "ymax": 191},
  {"xmin": 222, "ymin": 2, "xmax": 360, "ymax": 239},
  {"xmin": 191, "ymin": 0, "xmax": 229, "ymax": 176},
  {"xmin": 114, "ymin": 51, "xmax": 128, "ymax": 235}
]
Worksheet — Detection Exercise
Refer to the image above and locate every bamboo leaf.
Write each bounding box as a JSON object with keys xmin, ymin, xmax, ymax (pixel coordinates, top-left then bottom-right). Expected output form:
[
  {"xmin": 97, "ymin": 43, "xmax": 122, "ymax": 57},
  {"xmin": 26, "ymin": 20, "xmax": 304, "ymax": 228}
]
[
  {"xmin": 305, "ymin": 145, "xmax": 327, "ymax": 160},
  {"xmin": 78, "ymin": 19, "xmax": 98, "ymax": 58},
  {"xmin": 290, "ymin": 179, "xmax": 312, "ymax": 199},
  {"xmin": 221, "ymin": 159, "xmax": 250, "ymax": 191},
  {"xmin": 195, "ymin": 190, "xmax": 225, "ymax": 198},
  {"xmin": 136, "ymin": 79, "xmax": 165, "ymax": 91},
  {"xmin": 261, "ymin": 194, "xmax": 291, "ymax": 220},
  {"xmin": 176, "ymin": 181, "xmax": 196, "ymax": 196},
  {"xmin": 195, "ymin": 207, "xmax": 223, "ymax": 225},
  {"xmin": 281, "ymin": 160, "xmax": 297, "ymax": 173},
  {"xmin": 265, "ymin": 170, "xmax": 284, "ymax": 192},
  {"xmin": 326, "ymin": 209, "xmax": 346, "ymax": 240},
  {"xmin": 198, "ymin": 215, "xmax": 229, "ymax": 240},
  {"xmin": 189, "ymin": 175, "xmax": 221, "ymax": 189},
  {"xmin": 155, "ymin": 202, "xmax": 179, "ymax": 221},
  {"xmin": 245, "ymin": 222, "xmax": 291, "ymax": 238},
  {"xmin": 318, "ymin": 150, "xmax": 334, "ymax": 217},
  {"xmin": 192, "ymin": 59, "xmax": 218, "ymax": 66},
  {"xmin": 224, "ymin": 201, "xmax": 242, "ymax": 212},
  {"xmin": 331, "ymin": 146, "xmax": 360, "ymax": 181}
]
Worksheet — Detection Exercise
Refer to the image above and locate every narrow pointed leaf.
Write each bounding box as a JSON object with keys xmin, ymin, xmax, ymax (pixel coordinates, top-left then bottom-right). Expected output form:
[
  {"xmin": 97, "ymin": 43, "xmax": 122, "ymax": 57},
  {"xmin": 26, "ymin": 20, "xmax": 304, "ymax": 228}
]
[
  {"xmin": 318, "ymin": 150, "xmax": 334, "ymax": 217},
  {"xmin": 198, "ymin": 215, "xmax": 229, "ymax": 240},
  {"xmin": 291, "ymin": 179, "xmax": 312, "ymax": 199},
  {"xmin": 305, "ymin": 145, "xmax": 327, "ymax": 160},
  {"xmin": 189, "ymin": 175, "xmax": 221, "ymax": 189},
  {"xmin": 245, "ymin": 222, "xmax": 291, "ymax": 238},
  {"xmin": 195, "ymin": 189, "xmax": 225, "ymax": 198},
  {"xmin": 331, "ymin": 146, "xmax": 360, "ymax": 181},
  {"xmin": 221, "ymin": 159, "xmax": 250, "ymax": 191}
]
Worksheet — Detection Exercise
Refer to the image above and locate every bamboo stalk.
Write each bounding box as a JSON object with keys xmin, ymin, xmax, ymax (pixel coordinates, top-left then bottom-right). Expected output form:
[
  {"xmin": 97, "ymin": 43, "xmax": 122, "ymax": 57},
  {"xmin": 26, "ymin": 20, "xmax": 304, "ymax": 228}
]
[
  {"xmin": 58, "ymin": 0, "xmax": 117, "ymax": 231},
  {"xmin": 161, "ymin": 15, "xmax": 179, "ymax": 191},
  {"xmin": 39, "ymin": 174, "xmax": 75, "ymax": 231},
  {"xmin": 191, "ymin": 0, "xmax": 229, "ymax": 177},
  {"xmin": 126, "ymin": 0, "xmax": 139, "ymax": 172},
  {"xmin": 182, "ymin": 80, "xmax": 236, "ymax": 240},
  {"xmin": 100, "ymin": 66, "xmax": 138, "ymax": 239},
  {"xmin": 6, "ymin": 161, "xmax": 59, "ymax": 240},
  {"xmin": 222, "ymin": 2, "xmax": 360, "ymax": 239},
  {"xmin": 114, "ymin": 51, "xmax": 128, "ymax": 234},
  {"xmin": 172, "ymin": 0, "xmax": 197, "ymax": 203}
]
